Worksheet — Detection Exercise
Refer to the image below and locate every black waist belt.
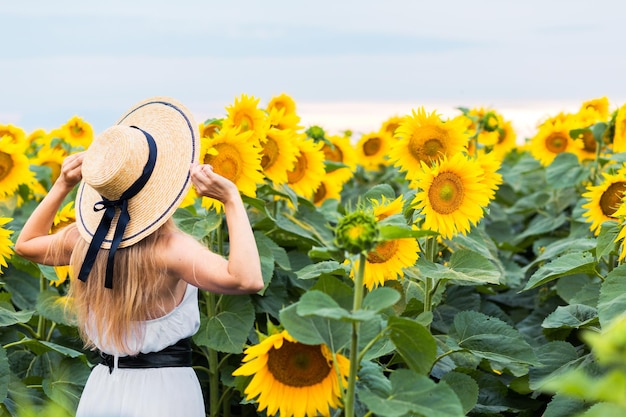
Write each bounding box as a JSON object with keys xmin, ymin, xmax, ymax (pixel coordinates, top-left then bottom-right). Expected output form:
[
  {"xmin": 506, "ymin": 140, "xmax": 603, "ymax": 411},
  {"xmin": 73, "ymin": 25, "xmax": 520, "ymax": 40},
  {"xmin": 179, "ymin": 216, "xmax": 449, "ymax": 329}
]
[{"xmin": 100, "ymin": 337, "xmax": 192, "ymax": 374}]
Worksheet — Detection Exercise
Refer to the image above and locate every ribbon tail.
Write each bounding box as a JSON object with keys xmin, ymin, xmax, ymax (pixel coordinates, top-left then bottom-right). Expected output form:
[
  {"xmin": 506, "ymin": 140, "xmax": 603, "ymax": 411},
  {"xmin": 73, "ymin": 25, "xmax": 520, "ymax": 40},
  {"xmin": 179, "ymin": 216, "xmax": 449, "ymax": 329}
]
[
  {"xmin": 104, "ymin": 202, "xmax": 131, "ymax": 289},
  {"xmin": 77, "ymin": 207, "xmax": 115, "ymax": 283}
]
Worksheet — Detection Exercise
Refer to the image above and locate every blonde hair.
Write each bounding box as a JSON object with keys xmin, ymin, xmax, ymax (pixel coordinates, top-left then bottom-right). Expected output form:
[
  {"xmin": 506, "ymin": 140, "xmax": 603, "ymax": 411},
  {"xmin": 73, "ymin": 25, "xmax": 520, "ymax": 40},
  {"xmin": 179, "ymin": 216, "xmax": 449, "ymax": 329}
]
[{"xmin": 65, "ymin": 218, "xmax": 178, "ymax": 354}]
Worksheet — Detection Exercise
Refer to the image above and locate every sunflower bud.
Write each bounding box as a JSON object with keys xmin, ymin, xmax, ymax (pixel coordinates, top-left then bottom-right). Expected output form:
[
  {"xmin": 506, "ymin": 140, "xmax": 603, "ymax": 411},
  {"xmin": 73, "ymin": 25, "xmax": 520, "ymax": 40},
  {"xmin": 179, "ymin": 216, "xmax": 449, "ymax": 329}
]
[
  {"xmin": 306, "ymin": 125, "xmax": 326, "ymax": 141},
  {"xmin": 334, "ymin": 210, "xmax": 379, "ymax": 254},
  {"xmin": 482, "ymin": 112, "xmax": 500, "ymax": 132}
]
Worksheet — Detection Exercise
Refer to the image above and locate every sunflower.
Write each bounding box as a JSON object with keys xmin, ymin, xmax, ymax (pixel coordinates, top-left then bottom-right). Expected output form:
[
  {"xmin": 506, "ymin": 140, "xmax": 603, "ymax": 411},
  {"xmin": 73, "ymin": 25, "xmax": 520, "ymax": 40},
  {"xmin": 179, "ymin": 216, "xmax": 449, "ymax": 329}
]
[
  {"xmin": 321, "ymin": 134, "xmax": 357, "ymax": 185},
  {"xmin": 29, "ymin": 145, "xmax": 68, "ymax": 185},
  {"xmin": 266, "ymin": 93, "xmax": 301, "ymax": 131},
  {"xmin": 580, "ymin": 96, "xmax": 610, "ymax": 122},
  {"xmin": 26, "ymin": 128, "xmax": 47, "ymax": 145},
  {"xmin": 379, "ymin": 115, "xmax": 404, "ymax": 137},
  {"xmin": 62, "ymin": 116, "xmax": 93, "ymax": 149},
  {"xmin": 465, "ymin": 107, "xmax": 504, "ymax": 148},
  {"xmin": 201, "ymin": 126, "xmax": 264, "ymax": 211},
  {"xmin": 612, "ymin": 204, "xmax": 626, "ymax": 261},
  {"xmin": 581, "ymin": 169, "xmax": 626, "ymax": 235},
  {"xmin": 390, "ymin": 107, "xmax": 469, "ymax": 181},
  {"xmin": 49, "ymin": 202, "xmax": 76, "ymax": 286},
  {"xmin": 232, "ymin": 330, "xmax": 350, "ymax": 417},
  {"xmin": 355, "ymin": 131, "xmax": 391, "ymax": 170},
  {"xmin": 286, "ymin": 138, "xmax": 326, "ymax": 199},
  {"xmin": 349, "ymin": 196, "xmax": 420, "ymax": 289},
  {"xmin": 412, "ymin": 153, "xmax": 492, "ymax": 239},
  {"xmin": 529, "ymin": 119, "xmax": 580, "ymax": 166},
  {"xmin": 612, "ymin": 104, "xmax": 626, "ymax": 153},
  {"xmin": 312, "ymin": 175, "xmax": 343, "ymax": 206},
  {"xmin": 261, "ymin": 127, "xmax": 299, "ymax": 185},
  {"xmin": 199, "ymin": 119, "xmax": 222, "ymax": 139},
  {"xmin": 0, "ymin": 124, "xmax": 26, "ymax": 146},
  {"xmin": 490, "ymin": 120, "xmax": 518, "ymax": 160},
  {"xmin": 0, "ymin": 136, "xmax": 35, "ymax": 199},
  {"xmin": 0, "ymin": 217, "xmax": 14, "ymax": 274},
  {"xmin": 223, "ymin": 94, "xmax": 270, "ymax": 144}
]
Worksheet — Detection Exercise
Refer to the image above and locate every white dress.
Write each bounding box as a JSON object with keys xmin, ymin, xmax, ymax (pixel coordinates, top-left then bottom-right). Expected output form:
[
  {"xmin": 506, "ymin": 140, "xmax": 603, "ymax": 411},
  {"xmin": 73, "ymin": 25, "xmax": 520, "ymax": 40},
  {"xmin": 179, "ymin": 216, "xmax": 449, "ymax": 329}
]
[{"xmin": 76, "ymin": 284, "xmax": 205, "ymax": 417}]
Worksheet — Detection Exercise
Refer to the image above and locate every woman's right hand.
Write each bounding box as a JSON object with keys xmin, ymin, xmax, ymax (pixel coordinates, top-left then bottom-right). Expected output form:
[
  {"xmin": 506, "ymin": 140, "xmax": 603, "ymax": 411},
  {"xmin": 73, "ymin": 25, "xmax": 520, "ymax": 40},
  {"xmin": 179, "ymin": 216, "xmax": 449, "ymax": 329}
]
[
  {"xmin": 58, "ymin": 152, "xmax": 84, "ymax": 190},
  {"xmin": 190, "ymin": 163, "xmax": 239, "ymax": 204}
]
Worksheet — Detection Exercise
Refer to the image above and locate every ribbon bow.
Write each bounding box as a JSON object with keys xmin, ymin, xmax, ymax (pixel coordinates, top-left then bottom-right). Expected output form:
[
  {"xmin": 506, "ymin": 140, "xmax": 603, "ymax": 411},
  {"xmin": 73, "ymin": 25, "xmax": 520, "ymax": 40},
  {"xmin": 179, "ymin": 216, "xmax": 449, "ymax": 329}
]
[{"xmin": 77, "ymin": 126, "xmax": 158, "ymax": 289}]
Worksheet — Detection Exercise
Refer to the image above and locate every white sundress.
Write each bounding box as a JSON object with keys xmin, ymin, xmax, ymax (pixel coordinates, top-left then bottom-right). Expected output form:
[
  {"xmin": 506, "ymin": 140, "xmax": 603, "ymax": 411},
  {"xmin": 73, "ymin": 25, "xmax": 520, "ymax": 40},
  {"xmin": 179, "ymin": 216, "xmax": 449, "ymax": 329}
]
[{"xmin": 75, "ymin": 284, "xmax": 205, "ymax": 417}]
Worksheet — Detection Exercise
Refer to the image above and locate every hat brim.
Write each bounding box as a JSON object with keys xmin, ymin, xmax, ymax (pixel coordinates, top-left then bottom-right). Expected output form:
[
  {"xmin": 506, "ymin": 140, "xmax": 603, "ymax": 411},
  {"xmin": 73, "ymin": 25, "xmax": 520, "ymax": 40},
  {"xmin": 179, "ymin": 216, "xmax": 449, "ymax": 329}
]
[{"xmin": 76, "ymin": 97, "xmax": 199, "ymax": 249}]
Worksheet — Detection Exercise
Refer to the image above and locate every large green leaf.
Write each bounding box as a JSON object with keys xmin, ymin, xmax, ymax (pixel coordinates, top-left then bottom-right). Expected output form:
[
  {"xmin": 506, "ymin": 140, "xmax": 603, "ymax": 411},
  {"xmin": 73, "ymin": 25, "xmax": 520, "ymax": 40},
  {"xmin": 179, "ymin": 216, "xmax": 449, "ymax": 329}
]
[
  {"xmin": 528, "ymin": 341, "xmax": 580, "ymax": 390},
  {"xmin": 545, "ymin": 153, "xmax": 589, "ymax": 190},
  {"xmin": 524, "ymin": 252, "xmax": 597, "ymax": 290},
  {"xmin": 279, "ymin": 303, "xmax": 351, "ymax": 351},
  {"xmin": 0, "ymin": 305, "xmax": 34, "ymax": 326},
  {"xmin": 596, "ymin": 221, "xmax": 619, "ymax": 260},
  {"xmin": 448, "ymin": 311, "xmax": 538, "ymax": 368},
  {"xmin": 194, "ymin": 294, "xmax": 255, "ymax": 353},
  {"xmin": 296, "ymin": 290, "xmax": 376, "ymax": 322},
  {"xmin": 416, "ymin": 249, "xmax": 500, "ymax": 285},
  {"xmin": 440, "ymin": 371, "xmax": 479, "ymax": 415},
  {"xmin": 387, "ymin": 316, "xmax": 436, "ymax": 375},
  {"xmin": 598, "ymin": 263, "xmax": 626, "ymax": 327},
  {"xmin": 542, "ymin": 394, "xmax": 588, "ymax": 417},
  {"xmin": 295, "ymin": 260, "xmax": 347, "ymax": 280},
  {"xmin": 358, "ymin": 369, "xmax": 465, "ymax": 417},
  {"xmin": 542, "ymin": 305, "xmax": 598, "ymax": 330},
  {"xmin": 41, "ymin": 356, "xmax": 90, "ymax": 414},
  {"xmin": 36, "ymin": 290, "xmax": 74, "ymax": 326},
  {"xmin": 513, "ymin": 213, "xmax": 568, "ymax": 243},
  {"xmin": 173, "ymin": 207, "xmax": 222, "ymax": 240}
]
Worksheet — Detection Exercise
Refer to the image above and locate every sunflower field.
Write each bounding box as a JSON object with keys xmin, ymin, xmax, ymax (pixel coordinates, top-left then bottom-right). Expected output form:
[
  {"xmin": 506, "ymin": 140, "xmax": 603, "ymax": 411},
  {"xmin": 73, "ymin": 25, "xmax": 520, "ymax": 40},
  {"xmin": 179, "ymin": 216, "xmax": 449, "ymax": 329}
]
[{"xmin": 2, "ymin": 94, "xmax": 626, "ymax": 417}]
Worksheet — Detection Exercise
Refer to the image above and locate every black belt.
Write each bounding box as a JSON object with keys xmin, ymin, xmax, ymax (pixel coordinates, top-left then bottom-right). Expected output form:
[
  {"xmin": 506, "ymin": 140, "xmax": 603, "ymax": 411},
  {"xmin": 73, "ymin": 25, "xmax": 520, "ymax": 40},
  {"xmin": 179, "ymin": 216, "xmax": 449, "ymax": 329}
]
[{"xmin": 99, "ymin": 337, "xmax": 192, "ymax": 374}]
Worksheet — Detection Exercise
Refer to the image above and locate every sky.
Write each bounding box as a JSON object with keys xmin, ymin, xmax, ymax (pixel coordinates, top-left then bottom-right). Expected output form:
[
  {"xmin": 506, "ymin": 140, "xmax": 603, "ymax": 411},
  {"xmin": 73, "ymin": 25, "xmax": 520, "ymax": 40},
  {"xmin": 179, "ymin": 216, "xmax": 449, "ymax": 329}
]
[{"xmin": 2, "ymin": 0, "xmax": 626, "ymax": 141}]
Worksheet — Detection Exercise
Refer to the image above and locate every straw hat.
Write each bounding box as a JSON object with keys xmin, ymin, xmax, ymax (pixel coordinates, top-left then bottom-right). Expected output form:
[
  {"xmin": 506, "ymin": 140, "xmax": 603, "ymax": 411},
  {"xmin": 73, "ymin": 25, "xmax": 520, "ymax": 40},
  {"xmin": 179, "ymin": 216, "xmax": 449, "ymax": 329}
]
[{"xmin": 76, "ymin": 96, "xmax": 199, "ymax": 249}]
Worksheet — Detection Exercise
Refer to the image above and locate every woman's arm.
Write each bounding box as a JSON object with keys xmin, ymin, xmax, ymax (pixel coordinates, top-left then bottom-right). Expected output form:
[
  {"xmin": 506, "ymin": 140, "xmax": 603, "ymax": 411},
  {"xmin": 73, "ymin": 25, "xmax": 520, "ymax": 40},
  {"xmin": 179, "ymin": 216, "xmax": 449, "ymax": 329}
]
[
  {"xmin": 14, "ymin": 152, "xmax": 84, "ymax": 265},
  {"xmin": 164, "ymin": 163, "xmax": 264, "ymax": 294}
]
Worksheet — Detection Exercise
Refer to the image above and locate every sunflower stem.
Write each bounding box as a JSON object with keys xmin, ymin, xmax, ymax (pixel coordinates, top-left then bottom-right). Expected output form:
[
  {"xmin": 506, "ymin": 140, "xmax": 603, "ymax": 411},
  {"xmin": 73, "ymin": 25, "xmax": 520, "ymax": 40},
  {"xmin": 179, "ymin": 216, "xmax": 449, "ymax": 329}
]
[
  {"xmin": 36, "ymin": 273, "xmax": 47, "ymax": 339},
  {"xmin": 423, "ymin": 237, "xmax": 438, "ymax": 317},
  {"xmin": 344, "ymin": 252, "xmax": 366, "ymax": 417}
]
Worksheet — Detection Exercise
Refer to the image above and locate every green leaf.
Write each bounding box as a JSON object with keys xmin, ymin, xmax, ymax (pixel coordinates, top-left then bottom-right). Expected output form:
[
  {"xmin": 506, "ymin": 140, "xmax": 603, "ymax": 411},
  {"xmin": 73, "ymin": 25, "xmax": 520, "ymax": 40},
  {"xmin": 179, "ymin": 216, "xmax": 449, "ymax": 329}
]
[
  {"xmin": 0, "ymin": 347, "xmax": 8, "ymax": 403},
  {"xmin": 545, "ymin": 153, "xmax": 589, "ymax": 189},
  {"xmin": 358, "ymin": 369, "xmax": 465, "ymax": 417},
  {"xmin": 524, "ymin": 252, "xmax": 597, "ymax": 291},
  {"xmin": 441, "ymin": 371, "xmax": 479, "ymax": 415},
  {"xmin": 598, "ymin": 263, "xmax": 626, "ymax": 327},
  {"xmin": 596, "ymin": 221, "xmax": 619, "ymax": 260},
  {"xmin": 41, "ymin": 355, "xmax": 90, "ymax": 414},
  {"xmin": 542, "ymin": 394, "xmax": 588, "ymax": 417},
  {"xmin": 378, "ymin": 225, "xmax": 434, "ymax": 241},
  {"xmin": 279, "ymin": 303, "xmax": 351, "ymax": 350},
  {"xmin": 19, "ymin": 339, "xmax": 85, "ymax": 358},
  {"xmin": 529, "ymin": 341, "xmax": 580, "ymax": 390},
  {"xmin": 387, "ymin": 316, "xmax": 437, "ymax": 375},
  {"xmin": 513, "ymin": 213, "xmax": 568, "ymax": 243},
  {"xmin": 295, "ymin": 260, "xmax": 347, "ymax": 280},
  {"xmin": 542, "ymin": 305, "xmax": 598, "ymax": 329},
  {"xmin": 580, "ymin": 402, "xmax": 626, "ymax": 417},
  {"xmin": 527, "ymin": 238, "xmax": 597, "ymax": 270},
  {"xmin": 363, "ymin": 184, "xmax": 396, "ymax": 202},
  {"xmin": 194, "ymin": 295, "xmax": 255, "ymax": 353},
  {"xmin": 415, "ymin": 249, "xmax": 500, "ymax": 285},
  {"xmin": 0, "ymin": 305, "xmax": 34, "ymax": 326},
  {"xmin": 296, "ymin": 290, "xmax": 376, "ymax": 322},
  {"xmin": 448, "ymin": 311, "xmax": 538, "ymax": 368},
  {"xmin": 173, "ymin": 207, "xmax": 222, "ymax": 240},
  {"xmin": 363, "ymin": 287, "xmax": 401, "ymax": 312}
]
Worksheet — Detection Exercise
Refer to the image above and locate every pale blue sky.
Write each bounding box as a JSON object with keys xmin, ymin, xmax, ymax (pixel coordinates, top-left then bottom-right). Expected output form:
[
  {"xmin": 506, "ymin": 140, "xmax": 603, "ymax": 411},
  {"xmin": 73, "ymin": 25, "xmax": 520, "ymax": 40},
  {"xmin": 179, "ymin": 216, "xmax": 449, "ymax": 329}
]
[{"xmin": 2, "ymin": 0, "xmax": 625, "ymax": 138}]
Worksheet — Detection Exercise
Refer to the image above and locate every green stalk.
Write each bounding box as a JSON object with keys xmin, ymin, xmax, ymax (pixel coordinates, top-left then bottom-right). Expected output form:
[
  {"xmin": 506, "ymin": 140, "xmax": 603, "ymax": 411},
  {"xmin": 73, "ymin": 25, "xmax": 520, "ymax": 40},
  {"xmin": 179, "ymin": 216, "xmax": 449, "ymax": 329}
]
[
  {"xmin": 36, "ymin": 274, "xmax": 47, "ymax": 339},
  {"xmin": 423, "ymin": 237, "xmax": 438, "ymax": 316},
  {"xmin": 344, "ymin": 252, "xmax": 366, "ymax": 417}
]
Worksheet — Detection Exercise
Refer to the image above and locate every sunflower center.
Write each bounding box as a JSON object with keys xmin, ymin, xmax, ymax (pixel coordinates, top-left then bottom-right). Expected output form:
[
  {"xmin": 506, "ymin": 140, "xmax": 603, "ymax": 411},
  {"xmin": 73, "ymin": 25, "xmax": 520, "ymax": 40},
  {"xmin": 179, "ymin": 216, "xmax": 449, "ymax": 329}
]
[
  {"xmin": 237, "ymin": 114, "xmax": 253, "ymax": 132},
  {"xmin": 544, "ymin": 132, "xmax": 568, "ymax": 153},
  {"xmin": 483, "ymin": 113, "xmax": 499, "ymax": 132},
  {"xmin": 322, "ymin": 143, "xmax": 344, "ymax": 162},
  {"xmin": 287, "ymin": 153, "xmax": 307, "ymax": 184},
  {"xmin": 0, "ymin": 151, "xmax": 14, "ymax": 181},
  {"xmin": 363, "ymin": 137, "xmax": 381, "ymax": 156},
  {"xmin": 428, "ymin": 171, "xmax": 464, "ymax": 214},
  {"xmin": 367, "ymin": 240, "xmax": 399, "ymax": 263},
  {"xmin": 313, "ymin": 182, "xmax": 327, "ymax": 204},
  {"xmin": 70, "ymin": 123, "xmax": 84, "ymax": 138},
  {"xmin": 266, "ymin": 340, "xmax": 331, "ymax": 387},
  {"xmin": 205, "ymin": 144, "xmax": 242, "ymax": 182},
  {"xmin": 410, "ymin": 136, "xmax": 443, "ymax": 163},
  {"xmin": 261, "ymin": 136, "xmax": 279, "ymax": 169},
  {"xmin": 600, "ymin": 182, "xmax": 626, "ymax": 217}
]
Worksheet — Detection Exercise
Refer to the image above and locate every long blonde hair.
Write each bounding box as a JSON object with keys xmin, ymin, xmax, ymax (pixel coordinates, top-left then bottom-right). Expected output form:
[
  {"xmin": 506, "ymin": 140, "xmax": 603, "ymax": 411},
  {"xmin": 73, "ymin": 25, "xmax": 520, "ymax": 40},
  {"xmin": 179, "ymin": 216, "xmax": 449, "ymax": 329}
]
[{"xmin": 66, "ymin": 219, "xmax": 177, "ymax": 354}]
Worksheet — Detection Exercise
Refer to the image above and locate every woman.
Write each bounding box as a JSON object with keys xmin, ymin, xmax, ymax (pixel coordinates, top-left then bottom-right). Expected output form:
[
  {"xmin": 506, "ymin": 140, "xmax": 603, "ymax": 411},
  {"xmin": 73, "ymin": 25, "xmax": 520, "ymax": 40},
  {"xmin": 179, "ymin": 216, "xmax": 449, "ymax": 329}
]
[{"xmin": 15, "ymin": 97, "xmax": 264, "ymax": 417}]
